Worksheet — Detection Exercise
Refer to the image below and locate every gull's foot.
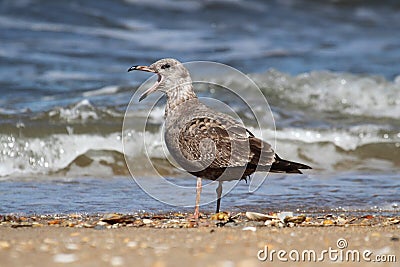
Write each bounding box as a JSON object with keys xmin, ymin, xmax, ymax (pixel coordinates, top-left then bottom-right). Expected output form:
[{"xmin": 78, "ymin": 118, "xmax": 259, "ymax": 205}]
[
  {"xmin": 185, "ymin": 212, "xmax": 204, "ymax": 227},
  {"xmin": 187, "ymin": 211, "xmax": 202, "ymax": 221}
]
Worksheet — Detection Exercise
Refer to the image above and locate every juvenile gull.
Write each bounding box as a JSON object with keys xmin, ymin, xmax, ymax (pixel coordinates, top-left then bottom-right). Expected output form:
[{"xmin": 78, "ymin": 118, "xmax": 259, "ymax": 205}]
[{"xmin": 128, "ymin": 58, "xmax": 311, "ymax": 219}]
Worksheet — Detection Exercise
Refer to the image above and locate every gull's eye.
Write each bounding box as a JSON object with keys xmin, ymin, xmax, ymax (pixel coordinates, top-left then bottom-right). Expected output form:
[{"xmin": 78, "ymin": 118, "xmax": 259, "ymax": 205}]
[{"xmin": 161, "ymin": 63, "xmax": 171, "ymax": 69}]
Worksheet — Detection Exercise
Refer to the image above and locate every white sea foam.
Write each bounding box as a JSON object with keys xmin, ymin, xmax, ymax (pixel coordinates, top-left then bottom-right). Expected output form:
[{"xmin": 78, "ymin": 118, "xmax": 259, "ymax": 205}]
[
  {"xmin": 48, "ymin": 99, "xmax": 100, "ymax": 122},
  {"xmin": 251, "ymin": 70, "xmax": 400, "ymax": 119},
  {"xmin": 1, "ymin": 122, "xmax": 398, "ymax": 178},
  {"xmin": 0, "ymin": 132, "xmax": 123, "ymax": 177},
  {"xmin": 82, "ymin": 85, "xmax": 120, "ymax": 97}
]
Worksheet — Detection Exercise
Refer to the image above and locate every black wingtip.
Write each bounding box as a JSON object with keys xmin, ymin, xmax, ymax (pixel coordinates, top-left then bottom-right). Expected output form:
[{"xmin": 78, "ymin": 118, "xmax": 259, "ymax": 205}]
[{"xmin": 271, "ymin": 154, "xmax": 312, "ymax": 174}]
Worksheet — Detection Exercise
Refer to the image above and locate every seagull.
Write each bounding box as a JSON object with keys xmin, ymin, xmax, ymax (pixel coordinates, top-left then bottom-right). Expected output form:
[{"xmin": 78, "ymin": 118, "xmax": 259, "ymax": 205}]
[{"xmin": 128, "ymin": 58, "xmax": 311, "ymax": 219}]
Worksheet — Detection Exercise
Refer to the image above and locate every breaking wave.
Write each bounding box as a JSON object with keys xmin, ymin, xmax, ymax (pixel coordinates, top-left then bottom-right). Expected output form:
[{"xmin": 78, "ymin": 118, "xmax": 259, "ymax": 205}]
[{"xmin": 1, "ymin": 70, "xmax": 399, "ymax": 178}]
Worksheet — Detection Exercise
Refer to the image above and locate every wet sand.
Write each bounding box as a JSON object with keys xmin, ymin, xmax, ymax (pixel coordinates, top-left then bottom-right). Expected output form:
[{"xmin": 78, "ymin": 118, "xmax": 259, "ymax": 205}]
[{"xmin": 1, "ymin": 214, "xmax": 399, "ymax": 267}]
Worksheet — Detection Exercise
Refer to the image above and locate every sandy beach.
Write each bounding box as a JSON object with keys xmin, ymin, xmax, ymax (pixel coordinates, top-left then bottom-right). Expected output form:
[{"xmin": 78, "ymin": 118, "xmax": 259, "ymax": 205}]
[{"xmin": 1, "ymin": 213, "xmax": 399, "ymax": 267}]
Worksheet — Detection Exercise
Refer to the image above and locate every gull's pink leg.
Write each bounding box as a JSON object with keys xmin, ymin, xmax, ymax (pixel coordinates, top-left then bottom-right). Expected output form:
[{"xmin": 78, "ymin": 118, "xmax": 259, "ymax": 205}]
[{"xmin": 194, "ymin": 177, "xmax": 202, "ymax": 220}]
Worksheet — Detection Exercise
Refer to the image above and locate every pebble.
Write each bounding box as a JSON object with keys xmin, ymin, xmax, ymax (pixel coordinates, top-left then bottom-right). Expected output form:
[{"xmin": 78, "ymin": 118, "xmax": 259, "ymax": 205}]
[
  {"xmin": 211, "ymin": 212, "xmax": 229, "ymax": 221},
  {"xmin": 0, "ymin": 241, "xmax": 10, "ymax": 249},
  {"xmin": 62, "ymin": 221, "xmax": 76, "ymax": 227},
  {"xmin": 126, "ymin": 241, "xmax": 138, "ymax": 248},
  {"xmin": 323, "ymin": 219, "xmax": 334, "ymax": 225},
  {"xmin": 242, "ymin": 226, "xmax": 256, "ymax": 232},
  {"xmin": 337, "ymin": 216, "xmax": 348, "ymax": 224},
  {"xmin": 53, "ymin": 253, "xmax": 78, "ymax": 263},
  {"xmin": 48, "ymin": 219, "xmax": 61, "ymax": 225},
  {"xmin": 110, "ymin": 256, "xmax": 124, "ymax": 266},
  {"xmin": 83, "ymin": 223, "xmax": 95, "ymax": 228},
  {"xmin": 245, "ymin": 211, "xmax": 277, "ymax": 221},
  {"xmin": 70, "ymin": 214, "xmax": 82, "ymax": 219},
  {"xmin": 11, "ymin": 222, "xmax": 32, "ymax": 228},
  {"xmin": 43, "ymin": 238, "xmax": 57, "ymax": 245},
  {"xmin": 277, "ymin": 212, "xmax": 294, "ymax": 222},
  {"xmin": 65, "ymin": 243, "xmax": 79, "ymax": 250},
  {"xmin": 39, "ymin": 244, "xmax": 50, "ymax": 252},
  {"xmin": 264, "ymin": 220, "xmax": 276, "ymax": 227},
  {"xmin": 371, "ymin": 232, "xmax": 381, "ymax": 238},
  {"xmin": 142, "ymin": 219, "xmax": 153, "ymax": 224},
  {"xmin": 284, "ymin": 215, "xmax": 306, "ymax": 224},
  {"xmin": 101, "ymin": 214, "xmax": 134, "ymax": 225}
]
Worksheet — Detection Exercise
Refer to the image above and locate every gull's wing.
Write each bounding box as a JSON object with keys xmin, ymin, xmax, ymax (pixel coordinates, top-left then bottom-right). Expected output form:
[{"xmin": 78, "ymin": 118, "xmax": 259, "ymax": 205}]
[{"xmin": 177, "ymin": 116, "xmax": 275, "ymax": 169}]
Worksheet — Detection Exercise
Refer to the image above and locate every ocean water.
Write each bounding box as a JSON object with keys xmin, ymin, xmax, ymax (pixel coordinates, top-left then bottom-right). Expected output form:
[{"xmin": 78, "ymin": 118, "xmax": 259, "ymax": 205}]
[{"xmin": 0, "ymin": 0, "xmax": 399, "ymax": 214}]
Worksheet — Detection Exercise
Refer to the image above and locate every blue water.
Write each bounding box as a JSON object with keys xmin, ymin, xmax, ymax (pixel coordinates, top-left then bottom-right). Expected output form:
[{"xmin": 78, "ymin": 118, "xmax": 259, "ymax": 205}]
[
  {"xmin": 0, "ymin": 174, "xmax": 398, "ymax": 215},
  {"xmin": 0, "ymin": 0, "xmax": 399, "ymax": 214},
  {"xmin": 1, "ymin": 0, "xmax": 400, "ymax": 113}
]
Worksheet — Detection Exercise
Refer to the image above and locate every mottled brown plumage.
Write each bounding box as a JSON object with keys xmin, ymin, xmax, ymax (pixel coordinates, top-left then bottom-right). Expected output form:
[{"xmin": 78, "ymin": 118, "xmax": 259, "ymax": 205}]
[{"xmin": 129, "ymin": 58, "xmax": 311, "ymax": 218}]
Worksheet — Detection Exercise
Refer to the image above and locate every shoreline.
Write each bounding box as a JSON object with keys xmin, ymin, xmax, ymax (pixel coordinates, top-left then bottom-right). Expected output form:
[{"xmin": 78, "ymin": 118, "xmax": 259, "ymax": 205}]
[{"xmin": 1, "ymin": 211, "xmax": 399, "ymax": 228}]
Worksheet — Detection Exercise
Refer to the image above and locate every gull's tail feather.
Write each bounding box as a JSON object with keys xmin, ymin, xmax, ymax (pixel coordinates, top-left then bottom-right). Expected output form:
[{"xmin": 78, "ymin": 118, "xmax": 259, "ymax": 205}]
[{"xmin": 270, "ymin": 154, "xmax": 312, "ymax": 174}]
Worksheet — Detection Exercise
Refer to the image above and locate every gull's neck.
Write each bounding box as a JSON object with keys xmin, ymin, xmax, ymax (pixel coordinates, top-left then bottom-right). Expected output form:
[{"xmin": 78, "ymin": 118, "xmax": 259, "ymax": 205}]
[{"xmin": 165, "ymin": 82, "xmax": 197, "ymax": 116}]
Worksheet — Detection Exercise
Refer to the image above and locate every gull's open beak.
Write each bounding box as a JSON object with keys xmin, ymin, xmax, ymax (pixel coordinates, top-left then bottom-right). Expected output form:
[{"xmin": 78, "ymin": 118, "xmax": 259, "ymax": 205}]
[
  {"xmin": 127, "ymin": 65, "xmax": 155, "ymax": 73},
  {"xmin": 127, "ymin": 65, "xmax": 162, "ymax": 102}
]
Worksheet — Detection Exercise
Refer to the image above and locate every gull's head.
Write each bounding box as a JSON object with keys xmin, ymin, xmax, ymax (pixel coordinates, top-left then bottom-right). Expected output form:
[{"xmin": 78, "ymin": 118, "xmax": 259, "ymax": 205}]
[{"xmin": 128, "ymin": 58, "xmax": 191, "ymax": 102}]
